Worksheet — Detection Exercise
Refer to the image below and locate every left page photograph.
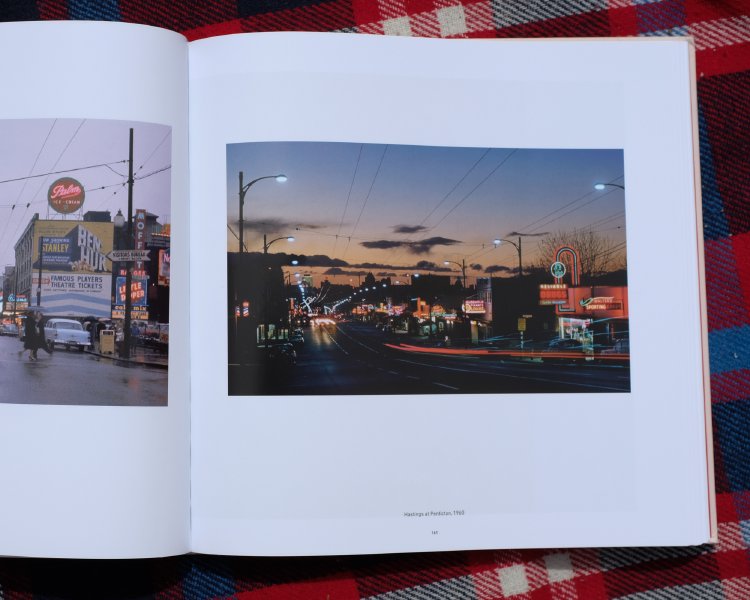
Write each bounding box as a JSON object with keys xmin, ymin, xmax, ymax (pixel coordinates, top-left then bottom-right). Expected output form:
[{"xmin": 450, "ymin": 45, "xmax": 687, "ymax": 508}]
[{"xmin": 0, "ymin": 22, "xmax": 190, "ymax": 558}]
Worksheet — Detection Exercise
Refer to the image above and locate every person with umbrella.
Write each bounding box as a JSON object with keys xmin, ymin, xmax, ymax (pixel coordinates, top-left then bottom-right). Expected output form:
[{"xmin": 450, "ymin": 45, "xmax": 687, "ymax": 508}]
[{"xmin": 20, "ymin": 310, "xmax": 41, "ymax": 361}]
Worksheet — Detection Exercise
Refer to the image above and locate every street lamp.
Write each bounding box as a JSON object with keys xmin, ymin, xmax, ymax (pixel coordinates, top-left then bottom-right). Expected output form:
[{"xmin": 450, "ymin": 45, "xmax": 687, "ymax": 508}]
[
  {"xmin": 493, "ymin": 237, "xmax": 523, "ymax": 278},
  {"xmin": 443, "ymin": 259, "xmax": 467, "ymax": 289},
  {"xmin": 594, "ymin": 182, "xmax": 625, "ymax": 190},
  {"xmin": 263, "ymin": 235, "xmax": 295, "ymax": 254},
  {"xmin": 238, "ymin": 172, "xmax": 287, "ymax": 253}
]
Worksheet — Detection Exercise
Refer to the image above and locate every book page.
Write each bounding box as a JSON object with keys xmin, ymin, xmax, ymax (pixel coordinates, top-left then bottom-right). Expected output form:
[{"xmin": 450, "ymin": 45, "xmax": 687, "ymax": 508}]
[
  {"xmin": 0, "ymin": 22, "xmax": 190, "ymax": 558},
  {"xmin": 189, "ymin": 33, "xmax": 712, "ymax": 554}
]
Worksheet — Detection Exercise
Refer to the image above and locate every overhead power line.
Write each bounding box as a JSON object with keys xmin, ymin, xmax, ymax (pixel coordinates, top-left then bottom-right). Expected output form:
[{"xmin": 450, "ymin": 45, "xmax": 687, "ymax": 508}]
[
  {"xmin": 332, "ymin": 143, "xmax": 364, "ymax": 257},
  {"xmin": 428, "ymin": 149, "xmax": 518, "ymax": 231},
  {"xmin": 0, "ymin": 159, "xmax": 128, "ymax": 187}
]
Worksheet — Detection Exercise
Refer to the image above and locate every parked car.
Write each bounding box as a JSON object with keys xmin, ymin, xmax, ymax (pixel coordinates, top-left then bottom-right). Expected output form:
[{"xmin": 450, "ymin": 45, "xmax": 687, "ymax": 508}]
[
  {"xmin": 263, "ymin": 342, "xmax": 297, "ymax": 367},
  {"xmin": 44, "ymin": 318, "xmax": 91, "ymax": 351},
  {"xmin": 0, "ymin": 323, "xmax": 18, "ymax": 336}
]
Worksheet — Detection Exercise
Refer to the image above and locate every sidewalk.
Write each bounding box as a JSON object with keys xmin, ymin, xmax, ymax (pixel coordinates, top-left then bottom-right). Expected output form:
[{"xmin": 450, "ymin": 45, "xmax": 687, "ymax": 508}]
[{"xmin": 86, "ymin": 345, "xmax": 168, "ymax": 369}]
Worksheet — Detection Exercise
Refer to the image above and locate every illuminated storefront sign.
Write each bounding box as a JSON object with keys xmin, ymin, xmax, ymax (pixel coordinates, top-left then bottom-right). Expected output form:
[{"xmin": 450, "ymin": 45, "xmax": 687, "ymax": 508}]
[
  {"xmin": 462, "ymin": 300, "xmax": 485, "ymax": 314},
  {"xmin": 158, "ymin": 249, "xmax": 170, "ymax": 286},
  {"xmin": 6, "ymin": 294, "xmax": 28, "ymax": 311},
  {"xmin": 115, "ymin": 276, "xmax": 148, "ymax": 306},
  {"xmin": 111, "ymin": 306, "xmax": 149, "ymax": 320},
  {"xmin": 134, "ymin": 209, "xmax": 147, "ymax": 273},
  {"xmin": 550, "ymin": 261, "xmax": 566, "ymax": 279},
  {"xmin": 580, "ymin": 296, "xmax": 623, "ymax": 310},
  {"xmin": 113, "ymin": 275, "xmax": 149, "ymax": 320},
  {"xmin": 47, "ymin": 177, "xmax": 85, "ymax": 214},
  {"xmin": 559, "ymin": 317, "xmax": 592, "ymax": 335},
  {"xmin": 539, "ymin": 283, "xmax": 568, "ymax": 305}
]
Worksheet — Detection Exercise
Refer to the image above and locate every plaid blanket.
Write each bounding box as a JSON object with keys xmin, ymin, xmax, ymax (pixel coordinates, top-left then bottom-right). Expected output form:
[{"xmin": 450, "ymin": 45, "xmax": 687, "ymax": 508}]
[{"xmin": 1, "ymin": 1, "xmax": 748, "ymax": 598}]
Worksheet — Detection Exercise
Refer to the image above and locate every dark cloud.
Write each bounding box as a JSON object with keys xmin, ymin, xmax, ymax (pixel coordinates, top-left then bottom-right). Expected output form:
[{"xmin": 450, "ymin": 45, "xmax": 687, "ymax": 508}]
[
  {"xmin": 360, "ymin": 236, "xmax": 461, "ymax": 255},
  {"xmin": 470, "ymin": 263, "xmax": 483, "ymax": 271},
  {"xmin": 359, "ymin": 240, "xmax": 404, "ymax": 250},
  {"xmin": 410, "ymin": 237, "xmax": 461, "ymax": 254},
  {"xmin": 485, "ymin": 264, "xmax": 516, "ymax": 274},
  {"xmin": 506, "ymin": 231, "xmax": 549, "ymax": 237},
  {"xmin": 323, "ymin": 267, "xmax": 367, "ymax": 276},
  {"xmin": 230, "ymin": 217, "xmax": 330, "ymax": 233},
  {"xmin": 377, "ymin": 272, "xmax": 398, "ymax": 277},
  {"xmin": 393, "ymin": 224, "xmax": 429, "ymax": 234},
  {"xmin": 353, "ymin": 262, "xmax": 404, "ymax": 270},
  {"xmin": 413, "ymin": 260, "xmax": 452, "ymax": 272},
  {"xmin": 303, "ymin": 255, "xmax": 350, "ymax": 267}
]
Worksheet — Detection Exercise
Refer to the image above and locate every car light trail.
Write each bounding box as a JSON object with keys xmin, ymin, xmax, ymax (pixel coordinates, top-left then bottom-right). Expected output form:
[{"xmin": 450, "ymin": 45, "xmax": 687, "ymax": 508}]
[{"xmin": 383, "ymin": 343, "xmax": 628, "ymax": 361}]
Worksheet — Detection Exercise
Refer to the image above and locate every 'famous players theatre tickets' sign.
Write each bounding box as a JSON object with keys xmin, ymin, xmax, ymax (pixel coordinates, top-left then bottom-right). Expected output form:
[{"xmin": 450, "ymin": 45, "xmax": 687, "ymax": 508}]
[{"xmin": 31, "ymin": 221, "xmax": 114, "ymax": 318}]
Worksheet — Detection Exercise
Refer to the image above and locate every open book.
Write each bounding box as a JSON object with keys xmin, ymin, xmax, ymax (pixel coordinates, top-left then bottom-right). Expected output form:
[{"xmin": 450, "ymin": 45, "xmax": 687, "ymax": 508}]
[{"xmin": 0, "ymin": 22, "xmax": 714, "ymax": 558}]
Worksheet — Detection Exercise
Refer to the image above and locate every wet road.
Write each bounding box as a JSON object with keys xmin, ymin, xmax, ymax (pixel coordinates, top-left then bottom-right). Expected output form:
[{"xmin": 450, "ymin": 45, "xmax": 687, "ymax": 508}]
[{"xmin": 0, "ymin": 334, "xmax": 168, "ymax": 406}]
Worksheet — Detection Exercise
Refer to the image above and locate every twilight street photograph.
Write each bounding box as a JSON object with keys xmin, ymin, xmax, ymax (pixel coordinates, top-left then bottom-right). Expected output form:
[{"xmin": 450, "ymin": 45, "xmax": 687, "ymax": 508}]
[
  {"xmin": 227, "ymin": 141, "xmax": 629, "ymax": 396},
  {"xmin": 0, "ymin": 118, "xmax": 171, "ymax": 406}
]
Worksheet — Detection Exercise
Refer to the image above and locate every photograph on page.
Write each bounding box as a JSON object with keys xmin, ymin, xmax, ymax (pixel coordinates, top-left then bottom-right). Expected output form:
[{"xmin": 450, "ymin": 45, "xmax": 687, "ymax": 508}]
[
  {"xmin": 226, "ymin": 141, "xmax": 630, "ymax": 396},
  {"xmin": 0, "ymin": 118, "xmax": 171, "ymax": 406}
]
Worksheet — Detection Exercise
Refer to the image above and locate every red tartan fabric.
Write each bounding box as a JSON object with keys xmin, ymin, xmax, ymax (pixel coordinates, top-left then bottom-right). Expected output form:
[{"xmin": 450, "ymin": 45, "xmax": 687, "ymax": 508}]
[{"xmin": 0, "ymin": 1, "xmax": 749, "ymax": 598}]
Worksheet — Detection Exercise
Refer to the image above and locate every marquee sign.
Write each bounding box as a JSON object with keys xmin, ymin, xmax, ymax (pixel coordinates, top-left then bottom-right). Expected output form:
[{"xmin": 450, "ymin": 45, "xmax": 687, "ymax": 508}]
[
  {"xmin": 462, "ymin": 300, "xmax": 486, "ymax": 314},
  {"xmin": 539, "ymin": 283, "xmax": 568, "ymax": 305},
  {"xmin": 580, "ymin": 296, "xmax": 623, "ymax": 311},
  {"xmin": 48, "ymin": 177, "xmax": 85, "ymax": 214}
]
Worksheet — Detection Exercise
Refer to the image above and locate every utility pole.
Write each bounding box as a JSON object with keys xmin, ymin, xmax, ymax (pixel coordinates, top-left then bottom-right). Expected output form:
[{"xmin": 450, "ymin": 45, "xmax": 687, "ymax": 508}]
[
  {"xmin": 517, "ymin": 236, "xmax": 523, "ymax": 278},
  {"xmin": 36, "ymin": 236, "xmax": 43, "ymax": 307},
  {"xmin": 12, "ymin": 268, "xmax": 17, "ymax": 320},
  {"xmin": 239, "ymin": 171, "xmax": 244, "ymax": 254},
  {"xmin": 123, "ymin": 128, "xmax": 134, "ymax": 359}
]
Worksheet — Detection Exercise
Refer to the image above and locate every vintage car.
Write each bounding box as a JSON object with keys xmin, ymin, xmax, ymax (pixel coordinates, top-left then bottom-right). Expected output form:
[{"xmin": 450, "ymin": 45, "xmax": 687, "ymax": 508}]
[
  {"xmin": 44, "ymin": 318, "xmax": 91, "ymax": 351},
  {"xmin": 0, "ymin": 323, "xmax": 18, "ymax": 337}
]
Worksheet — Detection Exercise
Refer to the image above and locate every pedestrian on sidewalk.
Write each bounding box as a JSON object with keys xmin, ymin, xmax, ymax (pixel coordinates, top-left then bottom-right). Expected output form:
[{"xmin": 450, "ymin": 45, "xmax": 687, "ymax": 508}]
[
  {"xmin": 20, "ymin": 311, "xmax": 41, "ymax": 361},
  {"xmin": 35, "ymin": 312, "xmax": 52, "ymax": 358}
]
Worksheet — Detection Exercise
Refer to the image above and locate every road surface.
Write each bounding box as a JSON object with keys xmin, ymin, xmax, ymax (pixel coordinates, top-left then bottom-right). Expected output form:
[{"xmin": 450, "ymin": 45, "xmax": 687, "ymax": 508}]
[
  {"xmin": 0, "ymin": 334, "xmax": 168, "ymax": 406},
  {"xmin": 229, "ymin": 321, "xmax": 630, "ymax": 396}
]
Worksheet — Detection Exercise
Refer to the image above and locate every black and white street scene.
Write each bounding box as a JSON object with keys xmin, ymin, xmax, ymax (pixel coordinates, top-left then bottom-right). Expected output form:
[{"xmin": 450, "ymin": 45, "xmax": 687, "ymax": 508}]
[
  {"xmin": 0, "ymin": 119, "xmax": 171, "ymax": 406},
  {"xmin": 228, "ymin": 141, "xmax": 629, "ymax": 396}
]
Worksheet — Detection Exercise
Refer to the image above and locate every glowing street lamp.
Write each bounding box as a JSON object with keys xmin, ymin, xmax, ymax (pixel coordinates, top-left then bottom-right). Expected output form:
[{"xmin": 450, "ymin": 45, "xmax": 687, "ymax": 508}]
[
  {"xmin": 238, "ymin": 172, "xmax": 287, "ymax": 253},
  {"xmin": 443, "ymin": 259, "xmax": 467, "ymax": 289},
  {"xmin": 264, "ymin": 235, "xmax": 295, "ymax": 254},
  {"xmin": 594, "ymin": 182, "xmax": 625, "ymax": 191},
  {"xmin": 493, "ymin": 237, "xmax": 523, "ymax": 278}
]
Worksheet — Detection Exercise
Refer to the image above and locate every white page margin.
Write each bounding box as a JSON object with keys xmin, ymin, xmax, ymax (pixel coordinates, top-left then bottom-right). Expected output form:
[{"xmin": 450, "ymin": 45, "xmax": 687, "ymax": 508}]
[
  {"xmin": 0, "ymin": 22, "xmax": 190, "ymax": 558},
  {"xmin": 189, "ymin": 34, "xmax": 710, "ymax": 554}
]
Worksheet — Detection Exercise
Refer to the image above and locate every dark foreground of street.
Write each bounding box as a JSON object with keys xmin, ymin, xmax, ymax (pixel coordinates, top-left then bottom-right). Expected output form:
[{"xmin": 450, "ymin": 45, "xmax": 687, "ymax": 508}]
[
  {"xmin": 0, "ymin": 335, "xmax": 168, "ymax": 406},
  {"xmin": 229, "ymin": 322, "xmax": 630, "ymax": 396}
]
